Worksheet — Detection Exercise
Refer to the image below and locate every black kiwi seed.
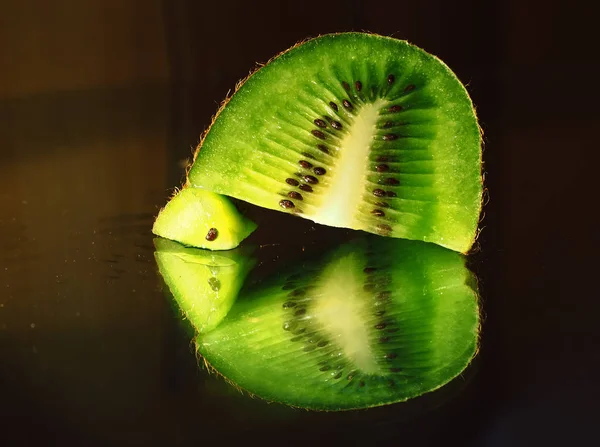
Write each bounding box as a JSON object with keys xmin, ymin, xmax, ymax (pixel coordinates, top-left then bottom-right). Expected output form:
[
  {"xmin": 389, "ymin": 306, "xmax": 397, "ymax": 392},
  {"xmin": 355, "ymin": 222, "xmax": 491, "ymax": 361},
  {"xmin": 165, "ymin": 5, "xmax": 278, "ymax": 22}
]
[
  {"xmin": 383, "ymin": 134, "xmax": 398, "ymax": 141},
  {"xmin": 359, "ymin": 381, "xmax": 365, "ymax": 387},
  {"xmin": 286, "ymin": 178, "xmax": 299, "ymax": 186},
  {"xmin": 385, "ymin": 353, "xmax": 398, "ymax": 359},
  {"xmin": 208, "ymin": 277, "xmax": 220, "ymax": 291},
  {"xmin": 282, "ymin": 301, "xmax": 297, "ymax": 308},
  {"xmin": 279, "ymin": 199, "xmax": 295, "ymax": 209},
  {"xmin": 205, "ymin": 228, "xmax": 218, "ymax": 241},
  {"xmin": 363, "ymin": 267, "xmax": 377, "ymax": 273},
  {"xmin": 320, "ymin": 365, "xmax": 331, "ymax": 372},
  {"xmin": 342, "ymin": 99, "xmax": 353, "ymax": 110},
  {"xmin": 355, "ymin": 80, "xmax": 362, "ymax": 91},
  {"xmin": 304, "ymin": 344, "xmax": 316, "ymax": 352},
  {"xmin": 314, "ymin": 119, "xmax": 327, "ymax": 128},
  {"xmin": 384, "ymin": 178, "xmax": 400, "ymax": 186},
  {"xmin": 293, "ymin": 327, "xmax": 306, "ymax": 335},
  {"xmin": 316, "ymin": 144, "xmax": 329, "ymax": 154},
  {"xmin": 378, "ymin": 291, "xmax": 392, "ymax": 300},
  {"xmin": 288, "ymin": 191, "xmax": 303, "ymax": 201},
  {"xmin": 383, "ymin": 121, "xmax": 394, "ymax": 128},
  {"xmin": 288, "ymin": 289, "xmax": 306, "ymax": 297},
  {"xmin": 388, "ymin": 380, "xmax": 396, "ymax": 387},
  {"xmin": 299, "ymin": 160, "xmax": 313, "ymax": 169},
  {"xmin": 373, "ymin": 189, "xmax": 386, "ymax": 197},
  {"xmin": 375, "ymin": 201, "xmax": 389, "ymax": 208},
  {"xmin": 303, "ymin": 175, "xmax": 318, "ymax": 184},
  {"xmin": 386, "ymin": 191, "xmax": 397, "ymax": 198},
  {"xmin": 376, "ymin": 164, "xmax": 389, "ymax": 172},
  {"xmin": 379, "ymin": 336, "xmax": 390, "ymax": 343},
  {"xmin": 290, "ymin": 336, "xmax": 303, "ymax": 342},
  {"xmin": 317, "ymin": 340, "xmax": 329, "ymax": 347},
  {"xmin": 375, "ymin": 323, "xmax": 387, "ymax": 330},
  {"xmin": 283, "ymin": 321, "xmax": 296, "ymax": 331},
  {"xmin": 311, "ymin": 130, "xmax": 326, "ymax": 140},
  {"xmin": 371, "ymin": 209, "xmax": 385, "ymax": 217},
  {"xmin": 331, "ymin": 121, "xmax": 342, "ymax": 130},
  {"xmin": 387, "ymin": 74, "xmax": 395, "ymax": 84},
  {"xmin": 342, "ymin": 81, "xmax": 350, "ymax": 91},
  {"xmin": 329, "ymin": 101, "xmax": 338, "ymax": 112},
  {"xmin": 388, "ymin": 105, "xmax": 403, "ymax": 112},
  {"xmin": 377, "ymin": 224, "xmax": 393, "ymax": 235},
  {"xmin": 404, "ymin": 84, "xmax": 416, "ymax": 92},
  {"xmin": 299, "ymin": 184, "xmax": 313, "ymax": 193},
  {"xmin": 301, "ymin": 152, "xmax": 315, "ymax": 160},
  {"xmin": 294, "ymin": 308, "xmax": 307, "ymax": 316},
  {"xmin": 333, "ymin": 371, "xmax": 343, "ymax": 379},
  {"xmin": 376, "ymin": 156, "xmax": 389, "ymax": 162},
  {"xmin": 313, "ymin": 167, "xmax": 326, "ymax": 176}
]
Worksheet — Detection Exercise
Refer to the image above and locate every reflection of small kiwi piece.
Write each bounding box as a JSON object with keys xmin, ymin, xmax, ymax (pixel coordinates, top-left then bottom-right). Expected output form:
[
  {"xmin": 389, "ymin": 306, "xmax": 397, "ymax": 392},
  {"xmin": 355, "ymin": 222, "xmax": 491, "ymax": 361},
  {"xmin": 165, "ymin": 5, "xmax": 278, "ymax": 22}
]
[
  {"xmin": 153, "ymin": 238, "xmax": 256, "ymax": 334},
  {"xmin": 197, "ymin": 236, "xmax": 480, "ymax": 410},
  {"xmin": 188, "ymin": 33, "xmax": 482, "ymax": 253}
]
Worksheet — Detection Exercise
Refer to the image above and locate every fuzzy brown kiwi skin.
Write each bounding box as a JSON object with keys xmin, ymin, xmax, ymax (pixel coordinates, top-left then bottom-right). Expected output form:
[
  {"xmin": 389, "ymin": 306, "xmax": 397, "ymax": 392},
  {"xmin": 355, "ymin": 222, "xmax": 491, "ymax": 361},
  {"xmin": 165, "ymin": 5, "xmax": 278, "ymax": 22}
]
[
  {"xmin": 186, "ymin": 32, "xmax": 485, "ymax": 253},
  {"xmin": 185, "ymin": 35, "xmax": 315, "ymax": 179}
]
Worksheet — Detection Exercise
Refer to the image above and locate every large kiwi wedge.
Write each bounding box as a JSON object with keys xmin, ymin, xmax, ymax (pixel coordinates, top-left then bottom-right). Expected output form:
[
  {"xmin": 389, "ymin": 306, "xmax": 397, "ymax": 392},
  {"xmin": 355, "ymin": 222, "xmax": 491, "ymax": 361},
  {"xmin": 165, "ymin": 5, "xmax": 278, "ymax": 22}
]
[
  {"xmin": 154, "ymin": 237, "xmax": 256, "ymax": 333},
  {"xmin": 194, "ymin": 237, "xmax": 479, "ymax": 410},
  {"xmin": 188, "ymin": 32, "xmax": 482, "ymax": 253}
]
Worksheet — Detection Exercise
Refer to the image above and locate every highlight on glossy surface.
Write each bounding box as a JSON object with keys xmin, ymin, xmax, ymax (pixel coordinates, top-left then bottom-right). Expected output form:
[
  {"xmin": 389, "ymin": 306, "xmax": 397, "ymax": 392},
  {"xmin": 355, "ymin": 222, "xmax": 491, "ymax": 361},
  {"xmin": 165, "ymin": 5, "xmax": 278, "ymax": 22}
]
[
  {"xmin": 186, "ymin": 236, "xmax": 480, "ymax": 410},
  {"xmin": 154, "ymin": 238, "xmax": 256, "ymax": 334},
  {"xmin": 188, "ymin": 32, "xmax": 482, "ymax": 253}
]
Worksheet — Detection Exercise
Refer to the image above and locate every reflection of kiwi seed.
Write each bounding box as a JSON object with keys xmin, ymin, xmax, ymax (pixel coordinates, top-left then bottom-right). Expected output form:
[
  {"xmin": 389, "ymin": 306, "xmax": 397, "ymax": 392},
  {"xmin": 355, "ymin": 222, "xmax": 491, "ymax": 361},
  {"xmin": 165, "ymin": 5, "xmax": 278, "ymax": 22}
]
[
  {"xmin": 207, "ymin": 277, "xmax": 221, "ymax": 292},
  {"xmin": 198, "ymin": 237, "xmax": 480, "ymax": 410}
]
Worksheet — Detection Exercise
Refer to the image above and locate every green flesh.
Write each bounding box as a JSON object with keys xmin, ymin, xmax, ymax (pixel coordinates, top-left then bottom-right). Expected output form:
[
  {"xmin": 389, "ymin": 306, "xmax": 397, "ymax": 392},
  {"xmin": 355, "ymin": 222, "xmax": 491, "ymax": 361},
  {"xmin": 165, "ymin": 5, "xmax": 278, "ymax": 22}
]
[
  {"xmin": 189, "ymin": 33, "xmax": 482, "ymax": 253},
  {"xmin": 197, "ymin": 237, "xmax": 479, "ymax": 410},
  {"xmin": 152, "ymin": 187, "xmax": 257, "ymax": 250},
  {"xmin": 154, "ymin": 238, "xmax": 256, "ymax": 333}
]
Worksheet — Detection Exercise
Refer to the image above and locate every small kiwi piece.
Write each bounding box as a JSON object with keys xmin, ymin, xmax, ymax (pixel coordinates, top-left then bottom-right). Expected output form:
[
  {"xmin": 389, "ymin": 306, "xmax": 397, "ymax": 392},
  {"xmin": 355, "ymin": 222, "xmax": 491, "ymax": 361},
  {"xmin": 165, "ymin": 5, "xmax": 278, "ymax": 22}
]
[
  {"xmin": 154, "ymin": 237, "xmax": 256, "ymax": 334},
  {"xmin": 152, "ymin": 187, "xmax": 257, "ymax": 250},
  {"xmin": 195, "ymin": 237, "xmax": 480, "ymax": 410},
  {"xmin": 188, "ymin": 32, "xmax": 482, "ymax": 253}
]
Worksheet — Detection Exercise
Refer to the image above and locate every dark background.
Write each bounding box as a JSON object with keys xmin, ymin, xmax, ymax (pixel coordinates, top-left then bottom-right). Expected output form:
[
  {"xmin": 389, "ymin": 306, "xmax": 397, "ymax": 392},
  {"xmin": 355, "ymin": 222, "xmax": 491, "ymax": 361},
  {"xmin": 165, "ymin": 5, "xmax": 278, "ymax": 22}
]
[{"xmin": 1, "ymin": 0, "xmax": 598, "ymax": 445}]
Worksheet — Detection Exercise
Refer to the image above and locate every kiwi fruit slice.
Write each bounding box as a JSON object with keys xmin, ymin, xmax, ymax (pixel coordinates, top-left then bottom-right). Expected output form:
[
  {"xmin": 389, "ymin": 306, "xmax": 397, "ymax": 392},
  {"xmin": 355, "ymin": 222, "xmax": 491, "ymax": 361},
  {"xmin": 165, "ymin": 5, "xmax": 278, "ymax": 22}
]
[
  {"xmin": 152, "ymin": 187, "xmax": 257, "ymax": 250},
  {"xmin": 188, "ymin": 32, "xmax": 482, "ymax": 253},
  {"xmin": 194, "ymin": 236, "xmax": 479, "ymax": 410},
  {"xmin": 154, "ymin": 237, "xmax": 256, "ymax": 333}
]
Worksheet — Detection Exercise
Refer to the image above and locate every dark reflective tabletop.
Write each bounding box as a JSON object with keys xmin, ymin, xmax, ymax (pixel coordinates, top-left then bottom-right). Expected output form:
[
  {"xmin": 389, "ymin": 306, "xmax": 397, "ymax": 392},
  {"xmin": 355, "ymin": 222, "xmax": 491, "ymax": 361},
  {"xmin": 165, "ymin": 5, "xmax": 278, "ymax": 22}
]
[{"xmin": 1, "ymin": 1, "xmax": 598, "ymax": 445}]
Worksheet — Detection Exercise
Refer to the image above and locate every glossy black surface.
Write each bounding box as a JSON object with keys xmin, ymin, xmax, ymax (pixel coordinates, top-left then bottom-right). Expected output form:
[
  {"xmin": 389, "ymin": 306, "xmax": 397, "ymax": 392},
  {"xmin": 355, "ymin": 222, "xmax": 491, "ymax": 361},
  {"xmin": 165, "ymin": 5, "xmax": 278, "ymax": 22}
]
[{"xmin": 1, "ymin": 1, "xmax": 597, "ymax": 445}]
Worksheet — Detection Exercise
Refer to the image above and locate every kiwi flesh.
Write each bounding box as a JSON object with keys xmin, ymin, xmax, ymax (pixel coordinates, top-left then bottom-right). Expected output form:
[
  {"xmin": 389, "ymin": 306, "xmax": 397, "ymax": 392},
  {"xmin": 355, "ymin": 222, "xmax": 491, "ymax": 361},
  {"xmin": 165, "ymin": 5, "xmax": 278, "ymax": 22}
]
[
  {"xmin": 152, "ymin": 187, "xmax": 257, "ymax": 251},
  {"xmin": 194, "ymin": 236, "xmax": 479, "ymax": 410},
  {"xmin": 154, "ymin": 237, "xmax": 256, "ymax": 334},
  {"xmin": 188, "ymin": 32, "xmax": 482, "ymax": 253}
]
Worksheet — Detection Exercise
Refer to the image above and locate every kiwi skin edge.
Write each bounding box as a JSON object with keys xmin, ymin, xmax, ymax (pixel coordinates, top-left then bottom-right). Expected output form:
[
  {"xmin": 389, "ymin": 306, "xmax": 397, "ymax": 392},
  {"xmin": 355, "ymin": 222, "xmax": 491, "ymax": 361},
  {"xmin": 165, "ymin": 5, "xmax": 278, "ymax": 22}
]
[{"xmin": 186, "ymin": 32, "xmax": 484, "ymax": 254}]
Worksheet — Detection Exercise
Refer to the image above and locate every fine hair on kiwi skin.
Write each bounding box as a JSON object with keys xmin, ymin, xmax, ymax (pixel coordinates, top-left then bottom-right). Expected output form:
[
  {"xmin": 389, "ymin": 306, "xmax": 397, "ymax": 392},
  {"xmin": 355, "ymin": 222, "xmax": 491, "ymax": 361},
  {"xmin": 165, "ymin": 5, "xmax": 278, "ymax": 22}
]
[
  {"xmin": 191, "ymin": 342, "xmax": 482, "ymax": 417},
  {"xmin": 185, "ymin": 32, "xmax": 484, "ymax": 254}
]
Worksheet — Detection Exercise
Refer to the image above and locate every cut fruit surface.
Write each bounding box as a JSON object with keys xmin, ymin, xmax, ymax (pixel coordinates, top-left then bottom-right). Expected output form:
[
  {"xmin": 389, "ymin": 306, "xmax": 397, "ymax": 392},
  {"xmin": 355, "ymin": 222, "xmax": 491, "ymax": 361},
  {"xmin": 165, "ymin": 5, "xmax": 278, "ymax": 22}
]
[
  {"xmin": 152, "ymin": 187, "xmax": 257, "ymax": 250},
  {"xmin": 188, "ymin": 33, "xmax": 482, "ymax": 253},
  {"xmin": 154, "ymin": 238, "xmax": 256, "ymax": 334},
  {"xmin": 196, "ymin": 237, "xmax": 480, "ymax": 410}
]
